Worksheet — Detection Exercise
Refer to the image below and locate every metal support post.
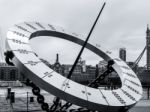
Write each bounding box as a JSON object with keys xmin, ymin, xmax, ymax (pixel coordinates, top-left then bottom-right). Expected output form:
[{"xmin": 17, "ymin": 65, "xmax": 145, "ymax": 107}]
[{"xmin": 27, "ymin": 92, "xmax": 29, "ymax": 112}]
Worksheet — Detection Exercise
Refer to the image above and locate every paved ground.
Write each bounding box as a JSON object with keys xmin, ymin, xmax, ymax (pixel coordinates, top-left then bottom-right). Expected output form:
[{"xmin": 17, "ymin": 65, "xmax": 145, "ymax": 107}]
[
  {"xmin": 0, "ymin": 87, "xmax": 149, "ymax": 112},
  {"xmin": 130, "ymin": 100, "xmax": 150, "ymax": 112},
  {"xmin": 130, "ymin": 107, "xmax": 150, "ymax": 112}
]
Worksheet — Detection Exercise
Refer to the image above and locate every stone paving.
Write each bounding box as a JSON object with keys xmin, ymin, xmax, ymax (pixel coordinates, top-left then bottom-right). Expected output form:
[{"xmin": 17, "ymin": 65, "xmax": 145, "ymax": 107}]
[
  {"xmin": 130, "ymin": 100, "xmax": 150, "ymax": 112},
  {"xmin": 0, "ymin": 87, "xmax": 149, "ymax": 112}
]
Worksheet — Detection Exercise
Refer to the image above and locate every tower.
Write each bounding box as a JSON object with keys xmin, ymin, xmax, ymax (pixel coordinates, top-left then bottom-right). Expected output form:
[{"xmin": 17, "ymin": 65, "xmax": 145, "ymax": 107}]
[
  {"xmin": 56, "ymin": 54, "xmax": 59, "ymax": 64},
  {"xmin": 119, "ymin": 48, "xmax": 126, "ymax": 62},
  {"xmin": 54, "ymin": 54, "xmax": 62, "ymax": 73},
  {"xmin": 54, "ymin": 53, "xmax": 60, "ymax": 67},
  {"xmin": 146, "ymin": 25, "xmax": 150, "ymax": 70}
]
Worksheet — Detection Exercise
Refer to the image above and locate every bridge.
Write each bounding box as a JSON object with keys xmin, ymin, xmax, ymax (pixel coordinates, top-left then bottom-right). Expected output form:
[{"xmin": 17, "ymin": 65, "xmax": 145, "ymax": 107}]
[{"xmin": 132, "ymin": 25, "xmax": 150, "ymax": 86}]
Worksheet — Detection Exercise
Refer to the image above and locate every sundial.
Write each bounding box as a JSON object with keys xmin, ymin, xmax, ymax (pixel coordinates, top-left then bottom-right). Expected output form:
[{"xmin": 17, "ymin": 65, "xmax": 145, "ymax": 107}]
[{"xmin": 5, "ymin": 3, "xmax": 142, "ymax": 112}]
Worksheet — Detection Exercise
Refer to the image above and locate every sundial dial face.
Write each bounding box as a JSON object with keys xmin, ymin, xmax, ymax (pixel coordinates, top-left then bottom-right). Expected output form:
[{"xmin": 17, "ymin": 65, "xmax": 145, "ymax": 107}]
[{"xmin": 6, "ymin": 22, "xmax": 143, "ymax": 112}]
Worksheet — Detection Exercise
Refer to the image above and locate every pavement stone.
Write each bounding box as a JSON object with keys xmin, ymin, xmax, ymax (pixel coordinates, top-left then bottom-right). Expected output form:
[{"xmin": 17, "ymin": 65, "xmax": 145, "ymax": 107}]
[{"xmin": 0, "ymin": 87, "xmax": 149, "ymax": 112}]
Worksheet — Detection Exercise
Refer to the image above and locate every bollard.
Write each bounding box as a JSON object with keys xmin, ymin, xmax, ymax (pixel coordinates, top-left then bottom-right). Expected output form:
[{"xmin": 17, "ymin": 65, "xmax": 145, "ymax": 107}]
[{"xmin": 10, "ymin": 92, "xmax": 15, "ymax": 103}]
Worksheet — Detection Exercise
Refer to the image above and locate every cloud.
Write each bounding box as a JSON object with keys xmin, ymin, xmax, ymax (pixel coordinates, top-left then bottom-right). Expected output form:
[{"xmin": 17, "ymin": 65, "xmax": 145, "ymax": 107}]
[{"xmin": 0, "ymin": 0, "xmax": 149, "ymax": 66}]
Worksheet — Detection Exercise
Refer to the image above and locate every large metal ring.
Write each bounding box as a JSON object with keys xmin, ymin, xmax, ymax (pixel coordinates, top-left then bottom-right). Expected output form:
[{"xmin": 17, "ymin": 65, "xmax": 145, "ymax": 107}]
[{"xmin": 6, "ymin": 22, "xmax": 143, "ymax": 112}]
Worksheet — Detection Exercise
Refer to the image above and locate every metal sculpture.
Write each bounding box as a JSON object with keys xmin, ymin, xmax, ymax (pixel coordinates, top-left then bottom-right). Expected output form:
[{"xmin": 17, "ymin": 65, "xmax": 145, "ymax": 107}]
[{"xmin": 5, "ymin": 22, "xmax": 143, "ymax": 112}]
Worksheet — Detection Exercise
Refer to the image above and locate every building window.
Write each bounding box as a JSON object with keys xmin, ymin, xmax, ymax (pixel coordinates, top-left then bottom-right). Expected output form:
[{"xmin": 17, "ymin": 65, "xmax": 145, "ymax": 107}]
[
  {"xmin": 0, "ymin": 69, "xmax": 5, "ymax": 80},
  {"xmin": 10, "ymin": 69, "xmax": 16, "ymax": 80}
]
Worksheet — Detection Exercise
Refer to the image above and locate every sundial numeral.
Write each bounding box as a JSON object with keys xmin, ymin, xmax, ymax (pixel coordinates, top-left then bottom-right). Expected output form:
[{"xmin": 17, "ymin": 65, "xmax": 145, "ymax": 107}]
[
  {"xmin": 112, "ymin": 91, "xmax": 126, "ymax": 104},
  {"xmin": 11, "ymin": 39, "xmax": 21, "ymax": 44},
  {"xmin": 25, "ymin": 61, "xmax": 41, "ymax": 66},
  {"xmin": 128, "ymin": 80, "xmax": 141, "ymax": 87},
  {"xmin": 24, "ymin": 22, "xmax": 37, "ymax": 30},
  {"xmin": 48, "ymin": 24, "xmax": 56, "ymax": 31},
  {"xmin": 123, "ymin": 72, "xmax": 136, "ymax": 78},
  {"xmin": 35, "ymin": 22, "xmax": 45, "ymax": 29},
  {"xmin": 12, "ymin": 31, "xmax": 29, "ymax": 38},
  {"xmin": 12, "ymin": 39, "xmax": 22, "ymax": 44},
  {"xmin": 8, "ymin": 39, "xmax": 28, "ymax": 44},
  {"xmin": 96, "ymin": 44, "xmax": 101, "ymax": 48},
  {"xmin": 106, "ymin": 51, "xmax": 111, "ymax": 54},
  {"xmin": 72, "ymin": 32, "xmax": 78, "ymax": 37},
  {"xmin": 125, "ymin": 84, "xmax": 140, "ymax": 95},
  {"xmin": 15, "ymin": 25, "xmax": 31, "ymax": 33},
  {"xmin": 121, "ymin": 66, "xmax": 130, "ymax": 70},
  {"xmin": 62, "ymin": 82, "xmax": 70, "ymax": 88},
  {"xmin": 124, "ymin": 78, "xmax": 141, "ymax": 87},
  {"xmin": 81, "ymin": 90, "xmax": 91, "ymax": 95},
  {"xmin": 17, "ymin": 49, "xmax": 32, "ymax": 54},
  {"xmin": 13, "ymin": 49, "xmax": 33, "ymax": 54},
  {"xmin": 121, "ymin": 89, "xmax": 136, "ymax": 101},
  {"xmin": 87, "ymin": 92, "xmax": 91, "ymax": 95},
  {"xmin": 81, "ymin": 90, "xmax": 85, "ymax": 94},
  {"xmin": 42, "ymin": 71, "xmax": 53, "ymax": 78}
]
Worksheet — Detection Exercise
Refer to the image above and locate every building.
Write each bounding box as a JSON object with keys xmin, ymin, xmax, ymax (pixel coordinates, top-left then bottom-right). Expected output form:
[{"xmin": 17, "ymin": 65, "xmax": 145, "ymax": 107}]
[
  {"xmin": 127, "ymin": 61, "xmax": 138, "ymax": 73},
  {"xmin": 86, "ymin": 65, "xmax": 96, "ymax": 81},
  {"xmin": 53, "ymin": 54, "xmax": 63, "ymax": 74},
  {"xmin": 119, "ymin": 48, "xmax": 126, "ymax": 62},
  {"xmin": 98, "ymin": 60, "xmax": 107, "ymax": 68},
  {"xmin": 61, "ymin": 59, "xmax": 96, "ymax": 84},
  {"xmin": 0, "ymin": 62, "xmax": 27, "ymax": 85},
  {"xmin": 0, "ymin": 63, "xmax": 19, "ymax": 81},
  {"xmin": 41, "ymin": 54, "xmax": 123, "ymax": 85},
  {"xmin": 146, "ymin": 25, "xmax": 150, "ymax": 70},
  {"xmin": 98, "ymin": 60, "xmax": 121, "ymax": 86},
  {"xmin": 43, "ymin": 54, "xmax": 97, "ymax": 84}
]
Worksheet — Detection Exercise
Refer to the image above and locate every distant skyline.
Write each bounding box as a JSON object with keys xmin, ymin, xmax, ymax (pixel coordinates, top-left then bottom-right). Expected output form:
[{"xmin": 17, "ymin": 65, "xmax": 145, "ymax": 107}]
[{"xmin": 0, "ymin": 0, "xmax": 149, "ymax": 66}]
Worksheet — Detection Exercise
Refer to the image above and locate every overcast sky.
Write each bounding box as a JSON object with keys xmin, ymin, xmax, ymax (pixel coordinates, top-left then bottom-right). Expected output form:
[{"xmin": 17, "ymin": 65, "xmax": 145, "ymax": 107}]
[{"xmin": 0, "ymin": 0, "xmax": 149, "ymax": 66}]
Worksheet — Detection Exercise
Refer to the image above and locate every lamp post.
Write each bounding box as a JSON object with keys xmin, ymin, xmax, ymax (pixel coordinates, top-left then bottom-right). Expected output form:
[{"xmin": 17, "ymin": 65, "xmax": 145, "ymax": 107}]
[{"xmin": 27, "ymin": 92, "xmax": 29, "ymax": 112}]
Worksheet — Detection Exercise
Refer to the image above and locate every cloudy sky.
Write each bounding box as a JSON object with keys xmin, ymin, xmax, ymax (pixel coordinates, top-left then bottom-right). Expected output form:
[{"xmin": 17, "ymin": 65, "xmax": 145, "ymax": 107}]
[{"xmin": 0, "ymin": 0, "xmax": 149, "ymax": 66}]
